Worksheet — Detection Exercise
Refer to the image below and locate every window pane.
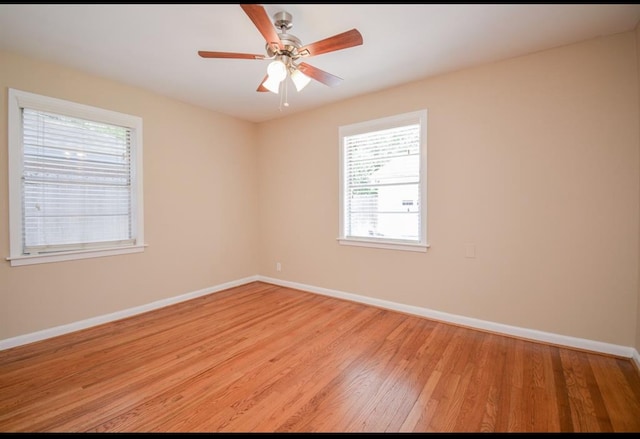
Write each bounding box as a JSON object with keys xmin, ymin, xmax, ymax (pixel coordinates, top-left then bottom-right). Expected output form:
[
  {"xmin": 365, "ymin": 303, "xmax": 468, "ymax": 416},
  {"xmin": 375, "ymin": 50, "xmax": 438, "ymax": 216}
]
[
  {"xmin": 346, "ymin": 212, "xmax": 420, "ymax": 241},
  {"xmin": 343, "ymin": 119, "xmax": 423, "ymax": 243},
  {"xmin": 23, "ymin": 182, "xmax": 131, "ymax": 247},
  {"xmin": 21, "ymin": 108, "xmax": 132, "ymax": 253}
]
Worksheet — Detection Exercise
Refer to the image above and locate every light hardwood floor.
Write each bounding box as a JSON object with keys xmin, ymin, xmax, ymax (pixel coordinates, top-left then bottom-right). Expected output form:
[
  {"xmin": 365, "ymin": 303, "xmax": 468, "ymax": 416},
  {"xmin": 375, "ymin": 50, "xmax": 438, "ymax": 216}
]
[{"xmin": 1, "ymin": 281, "xmax": 639, "ymax": 432}]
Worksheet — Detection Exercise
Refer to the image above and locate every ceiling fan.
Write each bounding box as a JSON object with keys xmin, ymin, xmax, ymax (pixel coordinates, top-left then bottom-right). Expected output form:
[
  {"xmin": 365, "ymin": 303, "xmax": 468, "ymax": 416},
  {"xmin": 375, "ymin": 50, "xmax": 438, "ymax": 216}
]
[{"xmin": 198, "ymin": 4, "xmax": 363, "ymax": 100}]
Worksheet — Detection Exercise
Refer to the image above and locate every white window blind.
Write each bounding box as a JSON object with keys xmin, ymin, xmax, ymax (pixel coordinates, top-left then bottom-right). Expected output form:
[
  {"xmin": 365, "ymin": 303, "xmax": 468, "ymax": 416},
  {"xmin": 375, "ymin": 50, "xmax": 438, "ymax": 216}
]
[
  {"xmin": 21, "ymin": 109, "xmax": 134, "ymax": 254},
  {"xmin": 339, "ymin": 110, "xmax": 427, "ymax": 251},
  {"xmin": 7, "ymin": 88, "xmax": 145, "ymax": 266}
]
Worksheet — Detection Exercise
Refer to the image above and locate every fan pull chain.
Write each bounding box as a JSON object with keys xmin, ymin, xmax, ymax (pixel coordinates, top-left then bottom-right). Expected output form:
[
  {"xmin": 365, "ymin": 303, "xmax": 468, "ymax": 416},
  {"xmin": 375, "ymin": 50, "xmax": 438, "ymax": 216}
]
[
  {"xmin": 279, "ymin": 78, "xmax": 290, "ymax": 111},
  {"xmin": 284, "ymin": 78, "xmax": 289, "ymax": 107}
]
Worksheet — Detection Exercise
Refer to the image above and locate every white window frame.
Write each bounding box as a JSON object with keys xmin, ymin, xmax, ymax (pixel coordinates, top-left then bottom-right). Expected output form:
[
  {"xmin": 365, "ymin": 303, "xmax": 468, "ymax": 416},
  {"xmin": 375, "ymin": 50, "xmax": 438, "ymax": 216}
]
[
  {"xmin": 7, "ymin": 88, "xmax": 145, "ymax": 266},
  {"xmin": 338, "ymin": 110, "xmax": 428, "ymax": 252}
]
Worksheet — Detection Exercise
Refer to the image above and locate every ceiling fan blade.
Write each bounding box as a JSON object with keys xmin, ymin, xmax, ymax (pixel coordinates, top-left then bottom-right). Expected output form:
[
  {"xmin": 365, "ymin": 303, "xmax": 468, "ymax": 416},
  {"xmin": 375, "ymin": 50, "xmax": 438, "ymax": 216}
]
[
  {"xmin": 298, "ymin": 29, "xmax": 363, "ymax": 57},
  {"xmin": 240, "ymin": 4, "xmax": 283, "ymax": 51},
  {"xmin": 198, "ymin": 51, "xmax": 265, "ymax": 60},
  {"xmin": 297, "ymin": 62, "xmax": 343, "ymax": 87},
  {"xmin": 257, "ymin": 75, "xmax": 269, "ymax": 92}
]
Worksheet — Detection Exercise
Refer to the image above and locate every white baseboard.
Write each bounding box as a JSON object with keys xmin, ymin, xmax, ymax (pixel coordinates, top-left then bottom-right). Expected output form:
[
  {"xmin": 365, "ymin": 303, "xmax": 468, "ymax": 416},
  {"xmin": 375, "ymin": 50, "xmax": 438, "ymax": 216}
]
[
  {"xmin": 1, "ymin": 274, "xmax": 639, "ymax": 368},
  {"xmin": 258, "ymin": 276, "xmax": 640, "ymax": 361},
  {"xmin": 633, "ymin": 349, "xmax": 640, "ymax": 371},
  {"xmin": 0, "ymin": 275, "xmax": 259, "ymax": 351}
]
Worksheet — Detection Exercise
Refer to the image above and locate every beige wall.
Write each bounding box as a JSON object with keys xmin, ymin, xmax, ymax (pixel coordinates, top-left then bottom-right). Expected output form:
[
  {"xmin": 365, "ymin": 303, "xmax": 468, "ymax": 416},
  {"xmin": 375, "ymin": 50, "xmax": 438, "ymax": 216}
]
[
  {"xmin": 637, "ymin": 22, "xmax": 640, "ymax": 355},
  {"xmin": 0, "ymin": 50, "xmax": 259, "ymax": 340},
  {"xmin": 257, "ymin": 31, "xmax": 640, "ymax": 347}
]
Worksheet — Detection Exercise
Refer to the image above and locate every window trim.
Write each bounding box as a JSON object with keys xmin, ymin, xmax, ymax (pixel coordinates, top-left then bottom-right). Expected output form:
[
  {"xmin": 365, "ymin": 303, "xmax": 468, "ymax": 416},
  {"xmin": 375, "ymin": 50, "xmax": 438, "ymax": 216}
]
[
  {"xmin": 338, "ymin": 110, "xmax": 428, "ymax": 252},
  {"xmin": 6, "ymin": 88, "xmax": 145, "ymax": 266}
]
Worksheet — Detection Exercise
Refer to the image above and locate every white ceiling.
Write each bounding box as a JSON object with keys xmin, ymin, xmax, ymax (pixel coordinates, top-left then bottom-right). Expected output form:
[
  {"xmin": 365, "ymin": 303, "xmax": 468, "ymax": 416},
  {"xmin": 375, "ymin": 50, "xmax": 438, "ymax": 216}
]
[{"xmin": 1, "ymin": 4, "xmax": 640, "ymax": 123}]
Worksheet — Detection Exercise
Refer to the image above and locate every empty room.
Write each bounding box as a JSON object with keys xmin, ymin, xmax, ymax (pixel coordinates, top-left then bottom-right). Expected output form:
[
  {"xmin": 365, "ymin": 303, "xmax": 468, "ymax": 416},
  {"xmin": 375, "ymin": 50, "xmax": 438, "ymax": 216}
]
[{"xmin": 1, "ymin": 3, "xmax": 640, "ymax": 433}]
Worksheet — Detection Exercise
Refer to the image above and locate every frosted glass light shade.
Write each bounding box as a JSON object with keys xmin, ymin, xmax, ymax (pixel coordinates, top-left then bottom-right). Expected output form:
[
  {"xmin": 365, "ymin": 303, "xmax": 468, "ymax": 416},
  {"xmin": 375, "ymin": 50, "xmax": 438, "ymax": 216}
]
[
  {"xmin": 267, "ymin": 60, "xmax": 287, "ymax": 82},
  {"xmin": 262, "ymin": 76, "xmax": 281, "ymax": 94},
  {"xmin": 291, "ymin": 69, "xmax": 311, "ymax": 91}
]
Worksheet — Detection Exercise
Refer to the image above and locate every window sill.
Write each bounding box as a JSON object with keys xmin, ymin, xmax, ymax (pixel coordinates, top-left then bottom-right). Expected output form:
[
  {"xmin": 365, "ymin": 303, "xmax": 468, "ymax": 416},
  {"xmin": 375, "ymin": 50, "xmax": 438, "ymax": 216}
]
[
  {"xmin": 337, "ymin": 238, "xmax": 429, "ymax": 253},
  {"xmin": 7, "ymin": 244, "xmax": 148, "ymax": 267}
]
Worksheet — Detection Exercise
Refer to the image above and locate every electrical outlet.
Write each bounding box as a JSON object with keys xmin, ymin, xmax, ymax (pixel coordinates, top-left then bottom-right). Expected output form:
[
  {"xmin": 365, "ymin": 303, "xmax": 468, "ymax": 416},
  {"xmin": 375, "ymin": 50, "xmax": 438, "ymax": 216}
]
[{"xmin": 276, "ymin": 262, "xmax": 282, "ymax": 272}]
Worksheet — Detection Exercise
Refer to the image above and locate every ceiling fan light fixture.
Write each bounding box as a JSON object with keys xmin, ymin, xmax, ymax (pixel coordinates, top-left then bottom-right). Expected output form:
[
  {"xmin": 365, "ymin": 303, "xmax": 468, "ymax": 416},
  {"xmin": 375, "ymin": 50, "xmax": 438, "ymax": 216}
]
[
  {"xmin": 290, "ymin": 68, "xmax": 311, "ymax": 92},
  {"xmin": 262, "ymin": 75, "xmax": 282, "ymax": 94},
  {"xmin": 267, "ymin": 59, "xmax": 287, "ymax": 82}
]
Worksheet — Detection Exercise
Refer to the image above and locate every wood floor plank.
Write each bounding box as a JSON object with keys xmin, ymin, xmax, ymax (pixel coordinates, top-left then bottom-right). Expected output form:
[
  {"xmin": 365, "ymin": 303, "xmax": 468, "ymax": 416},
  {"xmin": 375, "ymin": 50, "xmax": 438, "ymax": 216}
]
[{"xmin": 0, "ymin": 281, "xmax": 639, "ymax": 432}]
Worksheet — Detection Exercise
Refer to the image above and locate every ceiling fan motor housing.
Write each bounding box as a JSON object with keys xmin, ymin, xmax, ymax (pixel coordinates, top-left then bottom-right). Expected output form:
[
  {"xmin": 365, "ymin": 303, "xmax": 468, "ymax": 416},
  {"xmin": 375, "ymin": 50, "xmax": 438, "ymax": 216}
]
[
  {"xmin": 273, "ymin": 11, "xmax": 293, "ymax": 31},
  {"xmin": 266, "ymin": 11, "xmax": 302, "ymax": 61}
]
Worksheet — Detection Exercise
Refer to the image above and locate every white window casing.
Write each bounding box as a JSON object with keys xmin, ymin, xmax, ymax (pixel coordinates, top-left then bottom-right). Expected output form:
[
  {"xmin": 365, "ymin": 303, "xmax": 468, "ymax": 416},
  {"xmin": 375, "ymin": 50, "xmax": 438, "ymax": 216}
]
[
  {"xmin": 339, "ymin": 110, "xmax": 428, "ymax": 252},
  {"xmin": 7, "ymin": 88, "xmax": 145, "ymax": 266}
]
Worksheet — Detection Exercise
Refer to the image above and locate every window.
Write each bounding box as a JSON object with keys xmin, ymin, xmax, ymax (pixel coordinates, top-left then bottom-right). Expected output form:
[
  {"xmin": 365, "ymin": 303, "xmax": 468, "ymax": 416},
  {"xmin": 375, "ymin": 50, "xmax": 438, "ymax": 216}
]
[
  {"xmin": 339, "ymin": 110, "xmax": 428, "ymax": 252},
  {"xmin": 7, "ymin": 88, "xmax": 144, "ymax": 266}
]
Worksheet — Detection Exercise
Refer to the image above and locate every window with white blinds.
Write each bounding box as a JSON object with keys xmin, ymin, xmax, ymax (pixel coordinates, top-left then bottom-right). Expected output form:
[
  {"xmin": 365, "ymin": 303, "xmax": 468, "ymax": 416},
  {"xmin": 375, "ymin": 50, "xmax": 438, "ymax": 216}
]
[
  {"xmin": 7, "ymin": 89, "xmax": 144, "ymax": 266},
  {"xmin": 339, "ymin": 110, "xmax": 428, "ymax": 252}
]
